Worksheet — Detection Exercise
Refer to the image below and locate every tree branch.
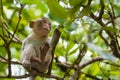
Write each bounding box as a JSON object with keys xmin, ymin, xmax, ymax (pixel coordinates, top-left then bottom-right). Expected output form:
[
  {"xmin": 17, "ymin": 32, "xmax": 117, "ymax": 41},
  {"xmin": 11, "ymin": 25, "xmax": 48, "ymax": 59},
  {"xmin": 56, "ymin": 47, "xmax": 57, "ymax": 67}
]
[
  {"xmin": 0, "ymin": 73, "xmax": 63, "ymax": 80},
  {"xmin": 79, "ymin": 57, "xmax": 104, "ymax": 69},
  {"xmin": 5, "ymin": 3, "xmax": 24, "ymax": 78},
  {"xmin": 47, "ymin": 25, "xmax": 63, "ymax": 75}
]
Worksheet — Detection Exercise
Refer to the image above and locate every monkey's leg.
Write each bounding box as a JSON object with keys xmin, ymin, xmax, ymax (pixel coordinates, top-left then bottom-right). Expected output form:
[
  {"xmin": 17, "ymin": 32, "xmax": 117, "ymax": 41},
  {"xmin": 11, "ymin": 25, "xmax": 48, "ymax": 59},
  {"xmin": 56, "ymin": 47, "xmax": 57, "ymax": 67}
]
[{"xmin": 31, "ymin": 57, "xmax": 41, "ymax": 64}]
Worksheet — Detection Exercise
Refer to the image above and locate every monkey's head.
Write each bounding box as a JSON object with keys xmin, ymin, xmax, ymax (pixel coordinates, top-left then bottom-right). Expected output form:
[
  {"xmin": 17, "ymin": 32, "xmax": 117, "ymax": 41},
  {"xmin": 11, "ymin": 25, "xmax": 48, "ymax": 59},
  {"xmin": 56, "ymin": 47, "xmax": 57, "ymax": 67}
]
[{"xmin": 29, "ymin": 17, "xmax": 51, "ymax": 37}]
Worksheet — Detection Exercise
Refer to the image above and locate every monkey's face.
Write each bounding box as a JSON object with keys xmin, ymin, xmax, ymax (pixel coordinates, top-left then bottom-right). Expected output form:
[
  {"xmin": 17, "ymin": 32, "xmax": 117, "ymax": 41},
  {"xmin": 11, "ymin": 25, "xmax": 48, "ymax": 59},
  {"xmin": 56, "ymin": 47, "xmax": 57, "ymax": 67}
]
[{"xmin": 30, "ymin": 17, "xmax": 51, "ymax": 37}]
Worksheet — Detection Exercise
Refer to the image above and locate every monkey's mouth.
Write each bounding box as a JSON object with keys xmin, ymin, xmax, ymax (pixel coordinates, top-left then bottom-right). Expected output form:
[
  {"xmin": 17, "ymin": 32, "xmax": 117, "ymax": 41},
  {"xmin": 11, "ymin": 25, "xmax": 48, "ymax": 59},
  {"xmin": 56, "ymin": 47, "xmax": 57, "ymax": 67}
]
[
  {"xmin": 43, "ymin": 29, "xmax": 49, "ymax": 33},
  {"xmin": 40, "ymin": 30, "xmax": 49, "ymax": 36}
]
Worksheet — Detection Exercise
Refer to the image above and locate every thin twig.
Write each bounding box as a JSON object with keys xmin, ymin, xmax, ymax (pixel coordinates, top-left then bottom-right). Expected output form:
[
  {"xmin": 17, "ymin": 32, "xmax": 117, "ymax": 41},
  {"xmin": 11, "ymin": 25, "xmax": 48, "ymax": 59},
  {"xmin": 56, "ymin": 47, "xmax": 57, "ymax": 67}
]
[
  {"xmin": 98, "ymin": 0, "xmax": 105, "ymax": 20},
  {"xmin": 8, "ymin": 4, "xmax": 24, "ymax": 45}
]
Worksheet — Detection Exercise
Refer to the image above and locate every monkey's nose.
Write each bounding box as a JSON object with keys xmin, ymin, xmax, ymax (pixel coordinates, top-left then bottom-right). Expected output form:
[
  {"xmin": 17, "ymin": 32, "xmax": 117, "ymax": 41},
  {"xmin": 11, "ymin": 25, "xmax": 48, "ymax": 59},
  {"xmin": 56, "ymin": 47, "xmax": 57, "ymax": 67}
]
[{"xmin": 43, "ymin": 25, "xmax": 50, "ymax": 31}]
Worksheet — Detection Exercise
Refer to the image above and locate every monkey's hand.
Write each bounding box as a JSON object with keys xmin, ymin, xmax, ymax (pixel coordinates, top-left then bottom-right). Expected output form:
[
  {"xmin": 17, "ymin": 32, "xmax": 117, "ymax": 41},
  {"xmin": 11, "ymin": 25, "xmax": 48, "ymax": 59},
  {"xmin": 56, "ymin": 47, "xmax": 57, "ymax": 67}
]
[
  {"xmin": 31, "ymin": 57, "xmax": 41, "ymax": 64},
  {"xmin": 22, "ymin": 60, "xmax": 37, "ymax": 72},
  {"xmin": 40, "ymin": 42, "xmax": 50, "ymax": 61},
  {"xmin": 43, "ymin": 42, "xmax": 50, "ymax": 54}
]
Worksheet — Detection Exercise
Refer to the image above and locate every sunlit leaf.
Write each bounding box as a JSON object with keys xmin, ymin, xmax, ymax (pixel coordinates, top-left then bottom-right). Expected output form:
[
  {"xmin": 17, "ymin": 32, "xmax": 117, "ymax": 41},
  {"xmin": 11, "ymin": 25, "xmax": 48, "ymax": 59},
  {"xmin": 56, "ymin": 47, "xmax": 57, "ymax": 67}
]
[
  {"xmin": 0, "ymin": 39, "xmax": 4, "ymax": 45},
  {"xmin": 69, "ymin": 46, "xmax": 80, "ymax": 55},
  {"xmin": 46, "ymin": 0, "xmax": 68, "ymax": 24},
  {"xmin": 56, "ymin": 45, "xmax": 65, "ymax": 56},
  {"xmin": 80, "ymin": 74, "xmax": 86, "ymax": 80},
  {"xmin": 91, "ymin": 3, "xmax": 99, "ymax": 12},
  {"xmin": 66, "ymin": 41, "xmax": 75, "ymax": 53},
  {"xmin": 36, "ymin": 1, "xmax": 48, "ymax": 14},
  {"xmin": 110, "ymin": 70, "xmax": 120, "ymax": 76},
  {"xmin": 87, "ymin": 63, "xmax": 100, "ymax": 75}
]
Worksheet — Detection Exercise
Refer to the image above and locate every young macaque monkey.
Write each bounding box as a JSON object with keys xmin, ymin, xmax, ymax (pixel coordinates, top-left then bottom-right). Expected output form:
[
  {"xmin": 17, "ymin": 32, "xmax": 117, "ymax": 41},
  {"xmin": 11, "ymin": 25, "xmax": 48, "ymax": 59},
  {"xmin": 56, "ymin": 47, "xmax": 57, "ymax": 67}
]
[{"xmin": 21, "ymin": 17, "xmax": 52, "ymax": 80}]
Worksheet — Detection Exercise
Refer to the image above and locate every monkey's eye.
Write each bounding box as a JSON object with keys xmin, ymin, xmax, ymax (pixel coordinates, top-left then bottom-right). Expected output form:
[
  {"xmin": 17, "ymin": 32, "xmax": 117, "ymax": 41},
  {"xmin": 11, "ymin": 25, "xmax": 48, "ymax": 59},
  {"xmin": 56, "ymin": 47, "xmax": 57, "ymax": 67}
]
[
  {"xmin": 41, "ymin": 20, "xmax": 46, "ymax": 24},
  {"xmin": 37, "ymin": 23, "xmax": 42, "ymax": 27}
]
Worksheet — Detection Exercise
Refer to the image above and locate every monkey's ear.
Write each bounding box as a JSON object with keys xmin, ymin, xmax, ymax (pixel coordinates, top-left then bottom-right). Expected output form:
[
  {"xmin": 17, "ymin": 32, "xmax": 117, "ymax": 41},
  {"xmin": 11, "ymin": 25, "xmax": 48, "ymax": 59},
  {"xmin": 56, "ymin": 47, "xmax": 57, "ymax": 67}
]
[{"xmin": 29, "ymin": 21, "xmax": 35, "ymax": 28}]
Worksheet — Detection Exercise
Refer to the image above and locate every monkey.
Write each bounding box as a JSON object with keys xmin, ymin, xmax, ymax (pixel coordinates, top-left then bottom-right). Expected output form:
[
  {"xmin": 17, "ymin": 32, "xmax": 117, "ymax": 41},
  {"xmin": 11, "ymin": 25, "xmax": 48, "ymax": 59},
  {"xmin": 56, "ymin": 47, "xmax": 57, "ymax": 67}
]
[{"xmin": 21, "ymin": 17, "xmax": 52, "ymax": 80}]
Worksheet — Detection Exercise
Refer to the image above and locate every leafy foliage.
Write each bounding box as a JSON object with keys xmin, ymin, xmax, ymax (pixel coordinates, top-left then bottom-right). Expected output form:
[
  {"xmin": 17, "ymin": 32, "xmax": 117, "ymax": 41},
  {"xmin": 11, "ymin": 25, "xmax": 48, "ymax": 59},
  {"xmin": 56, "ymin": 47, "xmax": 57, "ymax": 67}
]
[{"xmin": 0, "ymin": 0, "xmax": 120, "ymax": 80}]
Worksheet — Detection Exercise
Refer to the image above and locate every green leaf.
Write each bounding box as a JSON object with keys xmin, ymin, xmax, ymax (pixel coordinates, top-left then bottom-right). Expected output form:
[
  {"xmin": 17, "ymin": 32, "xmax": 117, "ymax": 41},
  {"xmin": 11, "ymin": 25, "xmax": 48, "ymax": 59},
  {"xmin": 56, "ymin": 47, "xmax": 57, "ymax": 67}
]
[
  {"xmin": 4, "ymin": 0, "xmax": 13, "ymax": 4},
  {"xmin": 91, "ymin": 3, "xmax": 99, "ymax": 12},
  {"xmin": 0, "ymin": 47, "xmax": 6, "ymax": 57},
  {"xmin": 46, "ymin": 0, "xmax": 68, "ymax": 24},
  {"xmin": 69, "ymin": 45, "xmax": 80, "ymax": 55},
  {"xmin": 87, "ymin": 63, "xmax": 100, "ymax": 75},
  {"xmin": 0, "ymin": 63, "xmax": 6, "ymax": 73},
  {"xmin": 37, "ymin": 1, "xmax": 48, "ymax": 14},
  {"xmin": 56, "ymin": 44, "xmax": 66, "ymax": 56},
  {"xmin": 67, "ymin": 6, "xmax": 80, "ymax": 21},
  {"xmin": 0, "ymin": 39, "xmax": 4, "ymax": 45},
  {"xmin": 48, "ymin": 13, "xmax": 66, "ymax": 24},
  {"xmin": 66, "ymin": 41, "xmax": 75, "ymax": 53},
  {"xmin": 79, "ymin": 5, "xmax": 91, "ymax": 18},
  {"xmin": 69, "ymin": 0, "xmax": 85, "ymax": 6},
  {"xmin": 110, "ymin": 70, "xmax": 120, "ymax": 76}
]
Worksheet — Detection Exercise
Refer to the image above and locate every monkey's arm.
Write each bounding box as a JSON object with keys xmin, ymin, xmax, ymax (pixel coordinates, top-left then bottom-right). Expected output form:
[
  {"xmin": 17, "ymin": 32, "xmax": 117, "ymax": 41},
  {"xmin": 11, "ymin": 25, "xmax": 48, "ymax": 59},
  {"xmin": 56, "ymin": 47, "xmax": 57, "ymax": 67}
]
[{"xmin": 21, "ymin": 44, "xmax": 40, "ymax": 70}]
